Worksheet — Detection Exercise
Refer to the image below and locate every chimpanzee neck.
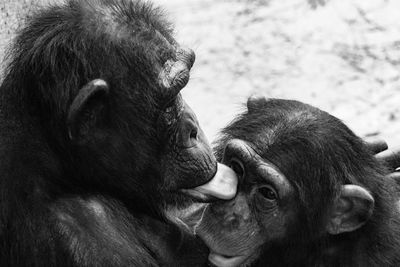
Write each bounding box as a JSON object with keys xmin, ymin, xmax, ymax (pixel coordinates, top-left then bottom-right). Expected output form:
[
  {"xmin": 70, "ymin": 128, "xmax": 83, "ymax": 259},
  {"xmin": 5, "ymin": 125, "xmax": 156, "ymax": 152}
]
[
  {"xmin": 349, "ymin": 205, "xmax": 400, "ymax": 266},
  {"xmin": 0, "ymin": 96, "xmax": 65, "ymax": 204}
]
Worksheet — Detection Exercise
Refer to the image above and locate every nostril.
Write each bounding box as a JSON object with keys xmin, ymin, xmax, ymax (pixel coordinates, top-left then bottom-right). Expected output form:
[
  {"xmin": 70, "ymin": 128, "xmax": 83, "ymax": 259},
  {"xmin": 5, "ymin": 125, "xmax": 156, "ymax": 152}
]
[
  {"xmin": 225, "ymin": 214, "xmax": 236, "ymax": 224},
  {"xmin": 229, "ymin": 158, "xmax": 244, "ymax": 179},
  {"xmin": 190, "ymin": 128, "xmax": 198, "ymax": 140},
  {"xmin": 224, "ymin": 214, "xmax": 240, "ymax": 228}
]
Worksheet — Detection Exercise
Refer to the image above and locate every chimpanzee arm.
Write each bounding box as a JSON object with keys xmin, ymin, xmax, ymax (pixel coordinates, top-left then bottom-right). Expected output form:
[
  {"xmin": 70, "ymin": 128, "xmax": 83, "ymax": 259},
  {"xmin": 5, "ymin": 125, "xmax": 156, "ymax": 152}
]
[
  {"xmin": 51, "ymin": 197, "xmax": 159, "ymax": 266},
  {"xmin": 51, "ymin": 196, "xmax": 208, "ymax": 267}
]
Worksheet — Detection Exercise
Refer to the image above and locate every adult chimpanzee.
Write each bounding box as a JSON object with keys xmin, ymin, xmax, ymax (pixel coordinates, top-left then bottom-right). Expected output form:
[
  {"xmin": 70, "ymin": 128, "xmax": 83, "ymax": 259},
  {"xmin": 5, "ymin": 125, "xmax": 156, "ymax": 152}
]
[
  {"xmin": 194, "ymin": 97, "xmax": 400, "ymax": 267},
  {"xmin": 0, "ymin": 0, "xmax": 238, "ymax": 266}
]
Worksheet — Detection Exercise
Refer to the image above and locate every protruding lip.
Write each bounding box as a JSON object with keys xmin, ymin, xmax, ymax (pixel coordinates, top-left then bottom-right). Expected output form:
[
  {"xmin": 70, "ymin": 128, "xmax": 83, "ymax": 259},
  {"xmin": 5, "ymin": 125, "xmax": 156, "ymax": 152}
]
[
  {"xmin": 181, "ymin": 163, "xmax": 238, "ymax": 202},
  {"xmin": 208, "ymin": 252, "xmax": 247, "ymax": 267}
]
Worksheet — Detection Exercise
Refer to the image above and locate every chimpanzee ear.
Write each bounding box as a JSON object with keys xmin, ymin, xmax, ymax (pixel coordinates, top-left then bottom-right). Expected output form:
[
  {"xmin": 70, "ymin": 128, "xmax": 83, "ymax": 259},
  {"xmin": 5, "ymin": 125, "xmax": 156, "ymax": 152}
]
[
  {"xmin": 326, "ymin": 185, "xmax": 374, "ymax": 235},
  {"xmin": 247, "ymin": 95, "xmax": 267, "ymax": 113},
  {"xmin": 67, "ymin": 79, "xmax": 109, "ymax": 141}
]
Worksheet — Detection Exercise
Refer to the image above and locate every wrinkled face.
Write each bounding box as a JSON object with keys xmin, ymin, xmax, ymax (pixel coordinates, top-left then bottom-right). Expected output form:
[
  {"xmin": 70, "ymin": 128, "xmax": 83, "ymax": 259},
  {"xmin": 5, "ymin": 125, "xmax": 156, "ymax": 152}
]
[
  {"xmin": 196, "ymin": 139, "xmax": 295, "ymax": 267},
  {"xmin": 154, "ymin": 45, "xmax": 237, "ymax": 204},
  {"xmin": 160, "ymin": 95, "xmax": 238, "ymax": 203},
  {"xmin": 143, "ymin": 97, "xmax": 238, "ymax": 208},
  {"xmin": 151, "ymin": 45, "xmax": 237, "ymax": 205},
  {"xmin": 160, "ymin": 94, "xmax": 215, "ymax": 187}
]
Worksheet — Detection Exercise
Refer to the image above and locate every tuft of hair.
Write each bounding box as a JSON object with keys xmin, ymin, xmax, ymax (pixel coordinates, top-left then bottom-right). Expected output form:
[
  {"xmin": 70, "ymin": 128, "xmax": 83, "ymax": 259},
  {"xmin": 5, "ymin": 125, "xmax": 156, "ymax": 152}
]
[{"xmin": 2, "ymin": 0, "xmax": 174, "ymax": 125}]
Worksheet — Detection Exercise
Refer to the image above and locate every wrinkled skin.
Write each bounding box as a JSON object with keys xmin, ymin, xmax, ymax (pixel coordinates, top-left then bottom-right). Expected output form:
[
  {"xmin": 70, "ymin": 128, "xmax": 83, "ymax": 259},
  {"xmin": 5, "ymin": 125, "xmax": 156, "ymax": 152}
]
[
  {"xmin": 0, "ymin": 0, "xmax": 237, "ymax": 266},
  {"xmin": 159, "ymin": 96, "xmax": 228, "ymax": 205},
  {"xmin": 197, "ymin": 139, "xmax": 291, "ymax": 267},
  {"xmin": 196, "ymin": 97, "xmax": 400, "ymax": 267}
]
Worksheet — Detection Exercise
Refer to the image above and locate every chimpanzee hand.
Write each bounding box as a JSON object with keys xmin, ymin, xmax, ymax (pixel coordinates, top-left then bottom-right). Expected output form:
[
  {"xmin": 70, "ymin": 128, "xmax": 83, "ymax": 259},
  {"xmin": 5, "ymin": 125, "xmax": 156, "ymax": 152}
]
[{"xmin": 366, "ymin": 138, "xmax": 400, "ymax": 184}]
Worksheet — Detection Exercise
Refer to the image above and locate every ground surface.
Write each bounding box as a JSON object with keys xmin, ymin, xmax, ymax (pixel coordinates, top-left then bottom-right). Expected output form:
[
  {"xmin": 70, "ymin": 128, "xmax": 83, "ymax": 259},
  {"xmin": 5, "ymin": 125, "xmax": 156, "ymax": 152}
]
[{"xmin": 1, "ymin": 0, "xmax": 400, "ymax": 147}]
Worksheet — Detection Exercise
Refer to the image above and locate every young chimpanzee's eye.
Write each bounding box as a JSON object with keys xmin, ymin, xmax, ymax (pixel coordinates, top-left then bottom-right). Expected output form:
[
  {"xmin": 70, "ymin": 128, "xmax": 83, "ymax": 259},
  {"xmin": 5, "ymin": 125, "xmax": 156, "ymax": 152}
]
[{"xmin": 258, "ymin": 186, "xmax": 277, "ymax": 200}]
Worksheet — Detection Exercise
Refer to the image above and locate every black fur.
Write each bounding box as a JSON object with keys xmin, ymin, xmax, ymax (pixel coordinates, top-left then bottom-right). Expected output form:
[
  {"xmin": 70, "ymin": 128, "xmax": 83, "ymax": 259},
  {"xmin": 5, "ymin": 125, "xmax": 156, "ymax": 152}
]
[
  {"xmin": 201, "ymin": 98, "xmax": 400, "ymax": 267},
  {"xmin": 0, "ymin": 0, "xmax": 212, "ymax": 266}
]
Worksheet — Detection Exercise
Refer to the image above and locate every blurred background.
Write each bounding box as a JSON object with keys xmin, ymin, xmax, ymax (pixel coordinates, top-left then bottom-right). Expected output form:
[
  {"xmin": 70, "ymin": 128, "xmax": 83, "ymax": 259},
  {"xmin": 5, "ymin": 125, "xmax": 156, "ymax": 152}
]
[{"xmin": 1, "ymin": 0, "xmax": 400, "ymax": 147}]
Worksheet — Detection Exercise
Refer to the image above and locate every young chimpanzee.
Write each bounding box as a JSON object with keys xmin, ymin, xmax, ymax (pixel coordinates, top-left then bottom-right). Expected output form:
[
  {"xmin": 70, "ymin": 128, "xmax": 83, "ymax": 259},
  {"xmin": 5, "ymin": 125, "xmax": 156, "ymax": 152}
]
[{"xmin": 195, "ymin": 97, "xmax": 400, "ymax": 267}]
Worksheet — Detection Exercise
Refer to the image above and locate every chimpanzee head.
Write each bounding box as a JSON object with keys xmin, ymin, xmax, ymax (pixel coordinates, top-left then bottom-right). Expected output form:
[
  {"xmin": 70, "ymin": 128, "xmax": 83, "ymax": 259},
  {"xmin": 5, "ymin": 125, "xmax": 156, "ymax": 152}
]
[
  {"xmin": 195, "ymin": 97, "xmax": 391, "ymax": 267},
  {"xmin": 4, "ymin": 0, "xmax": 237, "ymax": 213}
]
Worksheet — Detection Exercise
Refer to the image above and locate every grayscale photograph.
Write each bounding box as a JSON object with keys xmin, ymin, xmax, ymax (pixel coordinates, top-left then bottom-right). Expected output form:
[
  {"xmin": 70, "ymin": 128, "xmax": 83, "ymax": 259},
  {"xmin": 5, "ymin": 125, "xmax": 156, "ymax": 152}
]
[{"xmin": 0, "ymin": 0, "xmax": 400, "ymax": 266}]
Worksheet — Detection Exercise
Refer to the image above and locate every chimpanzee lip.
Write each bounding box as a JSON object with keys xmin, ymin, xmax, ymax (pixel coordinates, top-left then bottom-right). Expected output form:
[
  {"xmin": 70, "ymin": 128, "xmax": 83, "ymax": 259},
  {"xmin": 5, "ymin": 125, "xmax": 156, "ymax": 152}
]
[
  {"xmin": 180, "ymin": 163, "xmax": 238, "ymax": 202},
  {"xmin": 178, "ymin": 165, "xmax": 219, "ymax": 202},
  {"xmin": 208, "ymin": 251, "xmax": 248, "ymax": 267},
  {"xmin": 180, "ymin": 188, "xmax": 218, "ymax": 203}
]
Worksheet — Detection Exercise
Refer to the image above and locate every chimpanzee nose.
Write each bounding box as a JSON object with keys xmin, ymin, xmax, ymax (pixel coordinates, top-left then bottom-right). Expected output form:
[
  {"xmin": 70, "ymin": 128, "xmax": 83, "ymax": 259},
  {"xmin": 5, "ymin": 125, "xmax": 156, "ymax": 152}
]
[
  {"xmin": 180, "ymin": 120, "xmax": 198, "ymax": 148},
  {"xmin": 209, "ymin": 193, "xmax": 250, "ymax": 227}
]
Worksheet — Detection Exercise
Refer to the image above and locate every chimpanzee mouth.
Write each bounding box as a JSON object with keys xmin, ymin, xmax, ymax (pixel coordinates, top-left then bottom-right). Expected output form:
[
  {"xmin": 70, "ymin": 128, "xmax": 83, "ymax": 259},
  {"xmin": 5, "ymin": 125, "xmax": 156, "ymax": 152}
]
[
  {"xmin": 180, "ymin": 163, "xmax": 238, "ymax": 202},
  {"xmin": 180, "ymin": 189, "xmax": 219, "ymax": 203},
  {"xmin": 208, "ymin": 251, "xmax": 248, "ymax": 267}
]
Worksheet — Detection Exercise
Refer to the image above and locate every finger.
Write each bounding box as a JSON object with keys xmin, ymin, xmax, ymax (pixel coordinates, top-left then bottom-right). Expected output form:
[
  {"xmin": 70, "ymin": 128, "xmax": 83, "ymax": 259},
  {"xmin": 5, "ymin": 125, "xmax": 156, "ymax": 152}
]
[
  {"xmin": 386, "ymin": 172, "xmax": 400, "ymax": 186},
  {"xmin": 365, "ymin": 138, "xmax": 388, "ymax": 154},
  {"xmin": 376, "ymin": 147, "xmax": 400, "ymax": 170}
]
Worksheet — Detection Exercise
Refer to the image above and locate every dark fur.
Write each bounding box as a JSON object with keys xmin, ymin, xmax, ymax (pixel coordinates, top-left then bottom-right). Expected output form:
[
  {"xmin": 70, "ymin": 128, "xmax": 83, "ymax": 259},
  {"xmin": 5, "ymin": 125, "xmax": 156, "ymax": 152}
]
[
  {"xmin": 209, "ymin": 98, "xmax": 400, "ymax": 266},
  {"xmin": 0, "ymin": 0, "xmax": 210, "ymax": 266}
]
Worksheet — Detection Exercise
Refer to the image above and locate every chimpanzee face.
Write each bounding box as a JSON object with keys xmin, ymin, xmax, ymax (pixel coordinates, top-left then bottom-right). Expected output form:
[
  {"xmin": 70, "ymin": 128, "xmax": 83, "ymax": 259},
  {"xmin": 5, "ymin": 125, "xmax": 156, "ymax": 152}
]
[
  {"xmin": 59, "ymin": 0, "xmax": 238, "ymax": 209},
  {"xmin": 159, "ymin": 94, "xmax": 235, "ymax": 203},
  {"xmin": 66, "ymin": 45, "xmax": 237, "ymax": 208},
  {"xmin": 196, "ymin": 139, "xmax": 296, "ymax": 267},
  {"xmin": 195, "ymin": 97, "xmax": 377, "ymax": 267}
]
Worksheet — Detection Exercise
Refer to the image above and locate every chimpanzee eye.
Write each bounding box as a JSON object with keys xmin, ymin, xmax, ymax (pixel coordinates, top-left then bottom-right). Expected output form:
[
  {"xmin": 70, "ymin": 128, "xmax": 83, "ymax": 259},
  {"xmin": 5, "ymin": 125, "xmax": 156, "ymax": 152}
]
[{"xmin": 258, "ymin": 186, "xmax": 277, "ymax": 200}]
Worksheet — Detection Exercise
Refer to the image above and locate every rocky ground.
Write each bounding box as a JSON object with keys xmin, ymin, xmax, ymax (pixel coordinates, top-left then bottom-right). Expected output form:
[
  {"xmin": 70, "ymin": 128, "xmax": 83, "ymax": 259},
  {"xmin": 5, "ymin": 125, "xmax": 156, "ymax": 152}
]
[{"xmin": 1, "ymin": 0, "xmax": 400, "ymax": 147}]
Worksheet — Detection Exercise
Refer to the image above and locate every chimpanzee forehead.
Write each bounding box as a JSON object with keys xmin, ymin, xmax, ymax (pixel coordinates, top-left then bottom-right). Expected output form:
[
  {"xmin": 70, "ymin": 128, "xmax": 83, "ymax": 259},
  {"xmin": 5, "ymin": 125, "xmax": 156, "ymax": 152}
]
[
  {"xmin": 256, "ymin": 160, "xmax": 293, "ymax": 196},
  {"xmin": 80, "ymin": 0, "xmax": 176, "ymax": 59}
]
